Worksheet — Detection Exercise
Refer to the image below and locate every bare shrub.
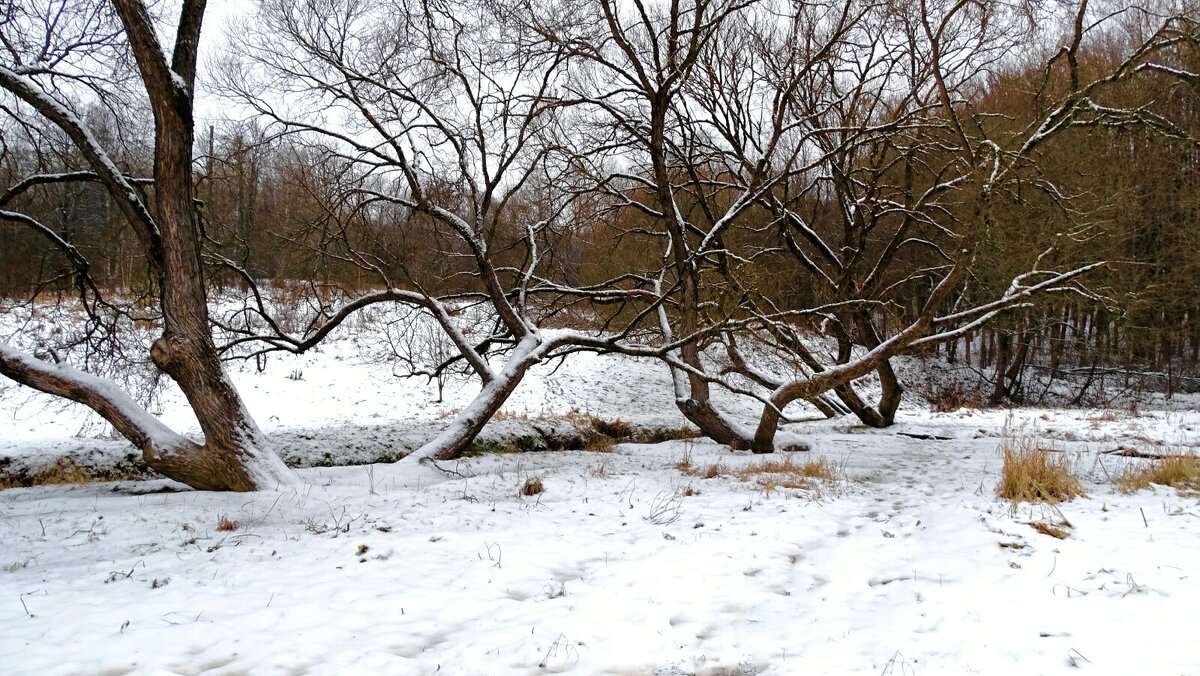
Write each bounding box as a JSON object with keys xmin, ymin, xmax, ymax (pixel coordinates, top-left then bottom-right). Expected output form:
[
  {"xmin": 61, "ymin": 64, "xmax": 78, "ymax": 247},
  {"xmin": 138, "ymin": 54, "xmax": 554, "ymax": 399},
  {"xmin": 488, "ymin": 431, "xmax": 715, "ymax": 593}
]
[
  {"xmin": 645, "ymin": 488, "xmax": 684, "ymax": 525},
  {"xmin": 216, "ymin": 515, "xmax": 240, "ymax": 532}
]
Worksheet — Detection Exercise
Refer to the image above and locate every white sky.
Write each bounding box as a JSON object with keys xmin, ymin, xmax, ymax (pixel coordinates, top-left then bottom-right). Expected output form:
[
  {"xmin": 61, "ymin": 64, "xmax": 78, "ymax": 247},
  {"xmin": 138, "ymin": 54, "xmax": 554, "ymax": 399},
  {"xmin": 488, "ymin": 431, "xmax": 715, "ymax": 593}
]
[{"xmin": 193, "ymin": 0, "xmax": 257, "ymax": 126}]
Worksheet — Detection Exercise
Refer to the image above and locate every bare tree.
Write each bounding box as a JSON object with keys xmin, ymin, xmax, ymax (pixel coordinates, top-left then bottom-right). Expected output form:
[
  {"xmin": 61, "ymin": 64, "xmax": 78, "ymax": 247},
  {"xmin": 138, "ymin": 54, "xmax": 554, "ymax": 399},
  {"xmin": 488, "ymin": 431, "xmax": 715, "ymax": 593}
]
[
  {"xmin": 0, "ymin": 0, "xmax": 295, "ymax": 490},
  {"xmin": 532, "ymin": 0, "xmax": 1199, "ymax": 452},
  {"xmin": 217, "ymin": 0, "xmax": 668, "ymax": 461},
  {"xmin": 743, "ymin": 0, "xmax": 1200, "ymax": 450}
]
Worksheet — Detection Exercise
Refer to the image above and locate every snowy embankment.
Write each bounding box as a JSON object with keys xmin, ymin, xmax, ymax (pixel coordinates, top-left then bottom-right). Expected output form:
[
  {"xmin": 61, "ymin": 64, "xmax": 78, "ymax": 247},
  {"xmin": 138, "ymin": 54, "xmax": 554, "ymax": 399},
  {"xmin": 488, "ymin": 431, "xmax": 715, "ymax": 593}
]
[{"xmin": 3, "ymin": 307, "xmax": 1200, "ymax": 674}]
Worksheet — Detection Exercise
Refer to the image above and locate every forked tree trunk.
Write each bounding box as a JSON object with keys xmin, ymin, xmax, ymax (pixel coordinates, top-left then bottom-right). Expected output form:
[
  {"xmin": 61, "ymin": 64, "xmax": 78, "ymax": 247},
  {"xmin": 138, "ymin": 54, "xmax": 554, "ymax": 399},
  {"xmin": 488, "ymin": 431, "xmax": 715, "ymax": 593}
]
[
  {"xmin": 119, "ymin": 0, "xmax": 294, "ymax": 490},
  {"xmin": 0, "ymin": 0, "xmax": 295, "ymax": 491},
  {"xmin": 856, "ymin": 316, "xmax": 902, "ymax": 427}
]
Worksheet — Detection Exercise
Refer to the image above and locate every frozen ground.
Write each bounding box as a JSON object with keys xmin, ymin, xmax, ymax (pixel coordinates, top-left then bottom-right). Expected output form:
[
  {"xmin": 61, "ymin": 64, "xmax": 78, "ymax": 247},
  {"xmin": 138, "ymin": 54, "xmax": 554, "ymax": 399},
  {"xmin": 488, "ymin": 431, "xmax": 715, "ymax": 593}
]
[
  {"xmin": 1, "ymin": 413, "xmax": 1199, "ymax": 675},
  {"xmin": 2, "ymin": 316, "xmax": 1200, "ymax": 674}
]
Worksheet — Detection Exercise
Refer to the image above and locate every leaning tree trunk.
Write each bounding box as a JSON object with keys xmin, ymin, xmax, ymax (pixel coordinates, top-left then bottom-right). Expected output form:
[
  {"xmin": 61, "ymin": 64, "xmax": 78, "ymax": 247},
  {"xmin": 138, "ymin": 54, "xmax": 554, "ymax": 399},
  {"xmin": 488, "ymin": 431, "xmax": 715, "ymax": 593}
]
[{"xmin": 404, "ymin": 338, "xmax": 539, "ymax": 462}]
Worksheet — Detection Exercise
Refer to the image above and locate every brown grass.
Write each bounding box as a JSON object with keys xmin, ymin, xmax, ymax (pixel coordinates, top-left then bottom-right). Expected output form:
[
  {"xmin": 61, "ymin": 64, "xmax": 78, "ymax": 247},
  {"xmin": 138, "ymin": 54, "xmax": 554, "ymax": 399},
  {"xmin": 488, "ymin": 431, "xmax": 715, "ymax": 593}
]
[
  {"xmin": 0, "ymin": 460, "xmax": 146, "ymax": 490},
  {"xmin": 565, "ymin": 414, "xmax": 699, "ymax": 452},
  {"xmin": 216, "ymin": 515, "xmax": 240, "ymax": 532},
  {"xmin": 996, "ymin": 439, "xmax": 1084, "ymax": 504},
  {"xmin": 674, "ymin": 449, "xmax": 693, "ymax": 473},
  {"xmin": 562, "ymin": 414, "xmax": 619, "ymax": 452},
  {"xmin": 580, "ymin": 429, "xmax": 616, "ymax": 453},
  {"xmin": 491, "ymin": 410, "xmax": 526, "ymax": 421},
  {"xmin": 737, "ymin": 456, "xmax": 837, "ymax": 490},
  {"xmin": 591, "ymin": 417, "xmax": 633, "ymax": 439},
  {"xmin": 678, "ymin": 455, "xmax": 838, "ymax": 492},
  {"xmin": 1029, "ymin": 521, "xmax": 1070, "ymax": 539},
  {"xmin": 928, "ymin": 384, "xmax": 981, "ymax": 413},
  {"xmin": 520, "ymin": 476, "xmax": 545, "ymax": 496},
  {"xmin": 1115, "ymin": 453, "xmax": 1200, "ymax": 494}
]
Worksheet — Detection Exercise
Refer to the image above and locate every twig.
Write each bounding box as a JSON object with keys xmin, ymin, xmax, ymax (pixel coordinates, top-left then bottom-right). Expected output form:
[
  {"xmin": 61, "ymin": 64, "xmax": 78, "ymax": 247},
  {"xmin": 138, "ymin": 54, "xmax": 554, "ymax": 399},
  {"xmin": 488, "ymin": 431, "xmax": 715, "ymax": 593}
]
[
  {"xmin": 428, "ymin": 459, "xmax": 471, "ymax": 478},
  {"xmin": 645, "ymin": 488, "xmax": 684, "ymax": 525}
]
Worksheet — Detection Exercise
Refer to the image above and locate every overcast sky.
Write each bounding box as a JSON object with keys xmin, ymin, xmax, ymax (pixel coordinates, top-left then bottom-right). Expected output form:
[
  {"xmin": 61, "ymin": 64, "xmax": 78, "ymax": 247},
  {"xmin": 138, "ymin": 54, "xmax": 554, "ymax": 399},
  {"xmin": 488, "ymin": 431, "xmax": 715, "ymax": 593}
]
[{"xmin": 194, "ymin": 0, "xmax": 256, "ymax": 125}]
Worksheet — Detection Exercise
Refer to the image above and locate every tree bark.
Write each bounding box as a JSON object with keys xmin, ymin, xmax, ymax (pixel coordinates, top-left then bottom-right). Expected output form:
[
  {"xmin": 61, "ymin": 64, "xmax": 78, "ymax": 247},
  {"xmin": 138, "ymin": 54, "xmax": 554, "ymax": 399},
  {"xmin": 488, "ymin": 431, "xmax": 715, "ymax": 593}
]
[
  {"xmin": 0, "ymin": 0, "xmax": 296, "ymax": 490},
  {"xmin": 987, "ymin": 331, "xmax": 1011, "ymax": 406}
]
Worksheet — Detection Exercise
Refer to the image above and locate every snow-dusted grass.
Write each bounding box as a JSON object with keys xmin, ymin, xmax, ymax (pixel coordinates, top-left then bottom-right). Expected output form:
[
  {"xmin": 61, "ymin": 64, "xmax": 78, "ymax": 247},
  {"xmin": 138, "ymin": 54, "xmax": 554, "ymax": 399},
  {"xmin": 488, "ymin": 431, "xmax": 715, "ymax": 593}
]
[
  {"xmin": 1116, "ymin": 452, "xmax": 1200, "ymax": 494},
  {"xmin": 997, "ymin": 437, "xmax": 1085, "ymax": 504}
]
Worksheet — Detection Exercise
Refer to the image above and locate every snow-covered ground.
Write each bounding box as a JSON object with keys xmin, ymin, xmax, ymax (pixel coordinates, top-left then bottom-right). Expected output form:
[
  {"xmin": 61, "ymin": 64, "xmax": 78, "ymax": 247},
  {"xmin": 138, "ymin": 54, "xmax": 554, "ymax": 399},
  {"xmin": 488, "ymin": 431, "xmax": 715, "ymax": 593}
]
[{"xmin": 2, "ymin": 313, "xmax": 1199, "ymax": 675}]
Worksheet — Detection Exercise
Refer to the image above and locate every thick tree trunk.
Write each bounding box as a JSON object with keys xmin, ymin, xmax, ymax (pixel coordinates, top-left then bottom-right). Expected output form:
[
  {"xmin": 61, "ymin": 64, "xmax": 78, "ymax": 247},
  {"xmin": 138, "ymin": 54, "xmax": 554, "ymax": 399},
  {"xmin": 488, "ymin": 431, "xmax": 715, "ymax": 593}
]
[
  {"xmin": 0, "ymin": 342, "xmax": 292, "ymax": 490},
  {"xmin": 114, "ymin": 0, "xmax": 295, "ymax": 490},
  {"xmin": 856, "ymin": 315, "xmax": 902, "ymax": 427},
  {"xmin": 0, "ymin": 1, "xmax": 294, "ymax": 490}
]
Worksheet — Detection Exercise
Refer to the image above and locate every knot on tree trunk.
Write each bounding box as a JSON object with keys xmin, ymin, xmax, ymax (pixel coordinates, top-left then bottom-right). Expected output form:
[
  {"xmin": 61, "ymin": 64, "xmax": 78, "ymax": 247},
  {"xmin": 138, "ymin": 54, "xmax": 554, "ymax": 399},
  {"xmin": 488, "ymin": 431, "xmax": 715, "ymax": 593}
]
[{"xmin": 150, "ymin": 335, "xmax": 190, "ymax": 370}]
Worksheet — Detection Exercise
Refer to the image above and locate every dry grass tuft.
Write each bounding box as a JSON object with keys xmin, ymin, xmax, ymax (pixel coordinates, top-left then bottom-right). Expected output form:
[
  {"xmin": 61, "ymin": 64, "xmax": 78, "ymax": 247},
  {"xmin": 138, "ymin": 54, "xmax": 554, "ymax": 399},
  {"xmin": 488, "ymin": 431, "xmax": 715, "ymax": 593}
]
[
  {"xmin": 1029, "ymin": 521, "xmax": 1070, "ymax": 539},
  {"xmin": 737, "ymin": 456, "xmax": 838, "ymax": 490},
  {"xmin": 580, "ymin": 430, "xmax": 616, "ymax": 453},
  {"xmin": 591, "ymin": 417, "xmax": 633, "ymax": 439},
  {"xmin": 1115, "ymin": 453, "xmax": 1200, "ymax": 494},
  {"xmin": 0, "ymin": 460, "xmax": 146, "ymax": 490},
  {"xmin": 928, "ymin": 384, "xmax": 981, "ymax": 413},
  {"xmin": 997, "ymin": 438, "xmax": 1084, "ymax": 503},
  {"xmin": 674, "ymin": 449, "xmax": 693, "ymax": 473},
  {"xmin": 738, "ymin": 456, "xmax": 836, "ymax": 480},
  {"xmin": 216, "ymin": 515, "xmax": 240, "ymax": 532},
  {"xmin": 562, "ymin": 414, "xmax": 619, "ymax": 452},
  {"xmin": 590, "ymin": 461, "xmax": 612, "ymax": 478},
  {"xmin": 492, "ymin": 410, "xmax": 533, "ymax": 422},
  {"xmin": 566, "ymin": 414, "xmax": 698, "ymax": 451},
  {"xmin": 677, "ymin": 454, "xmax": 838, "ymax": 493},
  {"xmin": 520, "ymin": 476, "xmax": 545, "ymax": 496}
]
